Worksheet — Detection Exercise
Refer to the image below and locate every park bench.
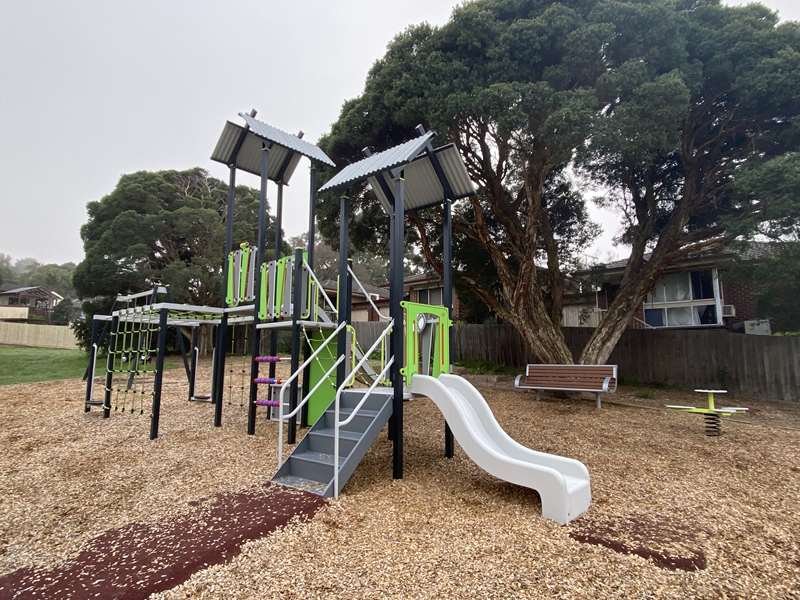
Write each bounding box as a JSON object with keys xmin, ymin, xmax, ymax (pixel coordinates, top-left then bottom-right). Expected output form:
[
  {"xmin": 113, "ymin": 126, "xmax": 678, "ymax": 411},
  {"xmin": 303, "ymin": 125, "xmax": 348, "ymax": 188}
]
[{"xmin": 514, "ymin": 364, "xmax": 618, "ymax": 408}]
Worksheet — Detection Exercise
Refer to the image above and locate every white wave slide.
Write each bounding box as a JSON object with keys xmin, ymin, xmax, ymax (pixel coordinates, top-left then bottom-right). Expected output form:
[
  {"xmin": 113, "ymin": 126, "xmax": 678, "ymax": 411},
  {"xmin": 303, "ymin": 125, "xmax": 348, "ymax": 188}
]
[{"xmin": 409, "ymin": 373, "xmax": 591, "ymax": 524}]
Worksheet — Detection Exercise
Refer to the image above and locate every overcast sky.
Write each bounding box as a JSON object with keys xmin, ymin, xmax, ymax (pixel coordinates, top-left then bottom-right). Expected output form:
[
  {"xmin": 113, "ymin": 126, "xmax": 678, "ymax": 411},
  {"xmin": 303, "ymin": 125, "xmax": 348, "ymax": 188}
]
[{"xmin": 1, "ymin": 0, "xmax": 797, "ymax": 266}]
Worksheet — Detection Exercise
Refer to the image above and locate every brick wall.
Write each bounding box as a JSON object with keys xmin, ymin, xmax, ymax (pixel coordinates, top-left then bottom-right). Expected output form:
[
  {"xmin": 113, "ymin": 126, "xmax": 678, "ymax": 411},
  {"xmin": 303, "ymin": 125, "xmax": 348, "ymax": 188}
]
[{"xmin": 720, "ymin": 273, "xmax": 760, "ymax": 323}]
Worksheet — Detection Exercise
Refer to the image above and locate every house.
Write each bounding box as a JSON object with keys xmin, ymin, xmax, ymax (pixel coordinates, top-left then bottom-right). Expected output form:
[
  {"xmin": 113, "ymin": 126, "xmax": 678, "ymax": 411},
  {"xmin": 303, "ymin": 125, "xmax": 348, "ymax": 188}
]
[
  {"xmin": 0, "ymin": 285, "xmax": 64, "ymax": 322},
  {"xmin": 563, "ymin": 244, "xmax": 769, "ymax": 331},
  {"xmin": 402, "ymin": 272, "xmax": 465, "ymax": 320},
  {"xmin": 321, "ymin": 271, "xmax": 465, "ymax": 322},
  {"xmin": 321, "ymin": 280, "xmax": 390, "ymax": 322}
]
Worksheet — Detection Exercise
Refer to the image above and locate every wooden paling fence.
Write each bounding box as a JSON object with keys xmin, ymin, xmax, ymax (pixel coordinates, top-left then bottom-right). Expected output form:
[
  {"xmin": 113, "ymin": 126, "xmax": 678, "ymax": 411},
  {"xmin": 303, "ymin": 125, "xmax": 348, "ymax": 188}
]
[{"xmin": 352, "ymin": 322, "xmax": 800, "ymax": 402}]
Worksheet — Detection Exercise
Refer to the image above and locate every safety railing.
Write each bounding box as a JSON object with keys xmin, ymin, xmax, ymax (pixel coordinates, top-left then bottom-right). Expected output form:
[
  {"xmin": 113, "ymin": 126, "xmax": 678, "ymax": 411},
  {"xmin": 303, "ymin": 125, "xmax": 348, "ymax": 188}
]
[
  {"xmin": 333, "ymin": 321, "xmax": 393, "ymax": 498},
  {"xmin": 347, "ymin": 265, "xmax": 390, "ymax": 321},
  {"xmin": 303, "ymin": 259, "xmax": 337, "ymax": 318},
  {"xmin": 276, "ymin": 320, "xmax": 347, "ymax": 464}
]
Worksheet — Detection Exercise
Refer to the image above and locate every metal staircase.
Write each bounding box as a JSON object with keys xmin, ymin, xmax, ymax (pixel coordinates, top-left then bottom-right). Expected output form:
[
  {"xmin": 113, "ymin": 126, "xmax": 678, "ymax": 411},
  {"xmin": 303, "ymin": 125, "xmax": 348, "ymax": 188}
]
[
  {"xmin": 270, "ymin": 320, "xmax": 395, "ymax": 498},
  {"xmin": 271, "ymin": 387, "xmax": 393, "ymax": 495}
]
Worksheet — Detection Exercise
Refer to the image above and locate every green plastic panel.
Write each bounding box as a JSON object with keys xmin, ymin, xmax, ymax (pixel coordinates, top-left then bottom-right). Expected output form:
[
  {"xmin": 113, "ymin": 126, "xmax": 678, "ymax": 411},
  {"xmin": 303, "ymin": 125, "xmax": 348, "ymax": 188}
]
[
  {"xmin": 306, "ymin": 328, "xmax": 338, "ymax": 426},
  {"xmin": 400, "ymin": 301, "xmax": 451, "ymax": 385}
]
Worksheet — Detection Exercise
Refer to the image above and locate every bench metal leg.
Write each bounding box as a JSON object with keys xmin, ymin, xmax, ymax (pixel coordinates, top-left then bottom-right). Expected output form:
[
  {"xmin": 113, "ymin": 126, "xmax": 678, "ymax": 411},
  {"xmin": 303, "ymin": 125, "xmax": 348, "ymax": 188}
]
[{"xmin": 596, "ymin": 393, "xmax": 602, "ymax": 409}]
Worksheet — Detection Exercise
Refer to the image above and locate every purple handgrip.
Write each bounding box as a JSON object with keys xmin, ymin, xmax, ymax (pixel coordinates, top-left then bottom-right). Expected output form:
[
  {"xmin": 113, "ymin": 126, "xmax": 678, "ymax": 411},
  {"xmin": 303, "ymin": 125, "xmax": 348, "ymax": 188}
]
[
  {"xmin": 254, "ymin": 399, "xmax": 280, "ymax": 407},
  {"xmin": 254, "ymin": 355, "xmax": 281, "ymax": 363}
]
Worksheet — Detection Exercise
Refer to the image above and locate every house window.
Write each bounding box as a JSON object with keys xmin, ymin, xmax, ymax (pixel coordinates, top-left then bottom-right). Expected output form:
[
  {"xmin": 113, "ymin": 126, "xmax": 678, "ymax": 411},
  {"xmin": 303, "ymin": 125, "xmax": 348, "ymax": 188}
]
[
  {"xmin": 644, "ymin": 269, "xmax": 722, "ymax": 328},
  {"xmin": 416, "ymin": 286, "xmax": 443, "ymax": 305}
]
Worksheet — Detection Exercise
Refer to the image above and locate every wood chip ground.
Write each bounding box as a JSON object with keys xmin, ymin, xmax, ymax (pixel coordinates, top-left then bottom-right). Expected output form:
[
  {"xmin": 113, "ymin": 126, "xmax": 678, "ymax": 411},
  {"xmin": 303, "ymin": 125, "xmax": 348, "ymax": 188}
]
[{"xmin": 0, "ymin": 359, "xmax": 799, "ymax": 598}]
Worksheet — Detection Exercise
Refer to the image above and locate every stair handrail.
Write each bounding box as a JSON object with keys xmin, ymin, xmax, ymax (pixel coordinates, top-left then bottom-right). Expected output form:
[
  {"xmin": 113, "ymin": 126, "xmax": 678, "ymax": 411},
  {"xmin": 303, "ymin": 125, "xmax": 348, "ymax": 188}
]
[
  {"xmin": 276, "ymin": 320, "xmax": 347, "ymax": 462},
  {"xmin": 333, "ymin": 321, "xmax": 393, "ymax": 498},
  {"xmin": 347, "ymin": 265, "xmax": 390, "ymax": 321},
  {"xmin": 302, "ymin": 259, "xmax": 337, "ymax": 314},
  {"xmin": 278, "ymin": 354, "xmax": 345, "ymax": 464},
  {"xmin": 333, "ymin": 357, "xmax": 393, "ymax": 498}
]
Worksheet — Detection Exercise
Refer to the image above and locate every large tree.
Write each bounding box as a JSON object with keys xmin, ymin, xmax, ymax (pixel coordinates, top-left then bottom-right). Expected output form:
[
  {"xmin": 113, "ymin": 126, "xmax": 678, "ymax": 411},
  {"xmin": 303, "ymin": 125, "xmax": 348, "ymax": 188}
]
[
  {"xmin": 320, "ymin": 0, "xmax": 800, "ymax": 364},
  {"xmin": 319, "ymin": 0, "xmax": 604, "ymax": 362},
  {"xmin": 727, "ymin": 153, "xmax": 800, "ymax": 331},
  {"xmin": 577, "ymin": 0, "xmax": 800, "ymax": 362},
  {"xmin": 73, "ymin": 168, "xmax": 281, "ymax": 346}
]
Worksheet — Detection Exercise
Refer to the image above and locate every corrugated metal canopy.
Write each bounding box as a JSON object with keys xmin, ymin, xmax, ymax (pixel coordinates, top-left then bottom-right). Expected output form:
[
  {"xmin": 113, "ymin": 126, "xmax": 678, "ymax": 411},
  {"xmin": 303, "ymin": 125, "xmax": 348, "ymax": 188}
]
[
  {"xmin": 365, "ymin": 143, "xmax": 474, "ymax": 212},
  {"xmin": 211, "ymin": 113, "xmax": 334, "ymax": 185},
  {"xmin": 239, "ymin": 113, "xmax": 334, "ymax": 167},
  {"xmin": 318, "ymin": 131, "xmax": 435, "ymax": 193}
]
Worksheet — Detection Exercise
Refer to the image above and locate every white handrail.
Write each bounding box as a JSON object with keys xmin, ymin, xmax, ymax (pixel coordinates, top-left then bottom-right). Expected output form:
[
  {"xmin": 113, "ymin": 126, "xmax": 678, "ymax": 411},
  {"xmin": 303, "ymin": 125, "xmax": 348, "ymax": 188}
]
[
  {"xmin": 332, "ymin": 322, "xmax": 393, "ymax": 498},
  {"xmin": 348, "ymin": 265, "xmax": 390, "ymax": 321},
  {"xmin": 88, "ymin": 342, "xmax": 98, "ymax": 405},
  {"xmin": 303, "ymin": 259, "xmax": 337, "ymax": 314},
  {"xmin": 277, "ymin": 354, "xmax": 345, "ymax": 464},
  {"xmin": 334, "ymin": 356, "xmax": 394, "ymax": 498},
  {"xmin": 276, "ymin": 320, "xmax": 347, "ymax": 462}
]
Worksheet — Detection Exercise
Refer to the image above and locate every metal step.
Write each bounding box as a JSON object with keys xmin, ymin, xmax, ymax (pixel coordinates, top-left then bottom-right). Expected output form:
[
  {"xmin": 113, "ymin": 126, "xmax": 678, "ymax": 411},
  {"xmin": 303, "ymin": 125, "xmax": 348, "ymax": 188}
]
[{"xmin": 272, "ymin": 474, "xmax": 328, "ymax": 495}]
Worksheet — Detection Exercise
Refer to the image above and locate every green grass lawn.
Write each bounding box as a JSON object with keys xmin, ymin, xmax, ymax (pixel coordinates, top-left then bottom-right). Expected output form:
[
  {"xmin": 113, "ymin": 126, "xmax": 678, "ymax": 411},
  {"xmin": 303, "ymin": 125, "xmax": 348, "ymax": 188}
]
[{"xmin": 0, "ymin": 345, "xmax": 181, "ymax": 386}]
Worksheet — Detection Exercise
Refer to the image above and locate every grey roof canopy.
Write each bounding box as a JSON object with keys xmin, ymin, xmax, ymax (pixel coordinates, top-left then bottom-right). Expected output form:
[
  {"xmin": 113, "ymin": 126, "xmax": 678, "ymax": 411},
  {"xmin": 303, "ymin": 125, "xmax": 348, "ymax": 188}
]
[
  {"xmin": 318, "ymin": 130, "xmax": 475, "ymax": 212},
  {"xmin": 211, "ymin": 112, "xmax": 335, "ymax": 185},
  {"xmin": 369, "ymin": 144, "xmax": 473, "ymax": 212}
]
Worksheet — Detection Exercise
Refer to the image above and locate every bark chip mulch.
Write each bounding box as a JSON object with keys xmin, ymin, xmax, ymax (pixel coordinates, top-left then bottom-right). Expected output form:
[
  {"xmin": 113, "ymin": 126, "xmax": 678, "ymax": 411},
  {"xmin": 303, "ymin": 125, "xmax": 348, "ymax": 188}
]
[{"xmin": 0, "ymin": 482, "xmax": 325, "ymax": 600}]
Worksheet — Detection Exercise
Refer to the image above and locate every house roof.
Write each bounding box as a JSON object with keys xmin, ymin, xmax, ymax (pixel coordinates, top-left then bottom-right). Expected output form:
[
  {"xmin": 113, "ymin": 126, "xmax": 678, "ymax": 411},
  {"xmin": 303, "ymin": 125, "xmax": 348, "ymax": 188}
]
[
  {"xmin": 0, "ymin": 285, "xmax": 55, "ymax": 296},
  {"xmin": 0, "ymin": 285, "xmax": 39, "ymax": 295},
  {"xmin": 404, "ymin": 271, "xmax": 442, "ymax": 285},
  {"xmin": 320, "ymin": 279, "xmax": 389, "ymax": 301},
  {"xmin": 576, "ymin": 242, "xmax": 775, "ymax": 277}
]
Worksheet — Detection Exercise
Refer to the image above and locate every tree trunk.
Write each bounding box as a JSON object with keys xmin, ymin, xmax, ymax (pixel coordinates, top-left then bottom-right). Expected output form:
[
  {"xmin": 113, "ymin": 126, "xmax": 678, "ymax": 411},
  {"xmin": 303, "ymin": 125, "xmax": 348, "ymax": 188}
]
[{"xmin": 579, "ymin": 180, "xmax": 695, "ymax": 364}]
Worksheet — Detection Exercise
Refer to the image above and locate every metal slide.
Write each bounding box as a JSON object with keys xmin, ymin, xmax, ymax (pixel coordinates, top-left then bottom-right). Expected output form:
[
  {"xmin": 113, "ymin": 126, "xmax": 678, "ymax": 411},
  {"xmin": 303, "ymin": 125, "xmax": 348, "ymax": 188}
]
[{"xmin": 409, "ymin": 373, "xmax": 591, "ymax": 524}]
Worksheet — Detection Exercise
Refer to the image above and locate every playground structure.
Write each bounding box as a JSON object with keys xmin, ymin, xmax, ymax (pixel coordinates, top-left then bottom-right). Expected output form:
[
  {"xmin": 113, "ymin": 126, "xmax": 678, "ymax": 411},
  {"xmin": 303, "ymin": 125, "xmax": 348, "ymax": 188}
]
[{"xmin": 83, "ymin": 110, "xmax": 592, "ymax": 524}]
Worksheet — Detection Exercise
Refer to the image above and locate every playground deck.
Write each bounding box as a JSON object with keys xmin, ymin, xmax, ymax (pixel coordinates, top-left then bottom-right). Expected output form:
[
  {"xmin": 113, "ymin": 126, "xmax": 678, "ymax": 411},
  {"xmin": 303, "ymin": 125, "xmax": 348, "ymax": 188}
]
[{"xmin": 1, "ymin": 363, "xmax": 799, "ymax": 599}]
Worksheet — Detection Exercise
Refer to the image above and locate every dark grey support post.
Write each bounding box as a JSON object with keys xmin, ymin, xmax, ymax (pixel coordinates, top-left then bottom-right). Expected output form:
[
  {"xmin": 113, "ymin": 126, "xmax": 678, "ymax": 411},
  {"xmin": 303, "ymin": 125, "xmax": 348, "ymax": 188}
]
[
  {"xmin": 443, "ymin": 196, "xmax": 455, "ymax": 458},
  {"xmin": 288, "ymin": 247, "xmax": 303, "ymax": 444},
  {"xmin": 213, "ymin": 163, "xmax": 238, "ymax": 426},
  {"xmin": 391, "ymin": 174, "xmax": 405, "ymax": 479},
  {"xmin": 84, "ymin": 318, "xmax": 98, "ymax": 412},
  {"xmin": 247, "ymin": 143, "xmax": 271, "ymax": 435},
  {"xmin": 150, "ymin": 307, "xmax": 169, "ymax": 440},
  {"xmin": 301, "ymin": 165, "xmax": 317, "ymax": 426},
  {"xmin": 415, "ymin": 124, "xmax": 457, "ymax": 459},
  {"xmin": 268, "ymin": 183, "xmax": 284, "ymax": 388},
  {"xmin": 336, "ymin": 196, "xmax": 351, "ymax": 388},
  {"xmin": 189, "ymin": 326, "xmax": 198, "ymax": 401},
  {"xmin": 103, "ymin": 315, "xmax": 119, "ymax": 418}
]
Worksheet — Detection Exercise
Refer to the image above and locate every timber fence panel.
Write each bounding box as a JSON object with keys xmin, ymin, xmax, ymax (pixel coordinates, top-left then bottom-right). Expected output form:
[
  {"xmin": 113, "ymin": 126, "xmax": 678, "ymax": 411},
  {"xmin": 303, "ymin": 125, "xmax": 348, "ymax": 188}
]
[{"xmin": 351, "ymin": 321, "xmax": 799, "ymax": 402}]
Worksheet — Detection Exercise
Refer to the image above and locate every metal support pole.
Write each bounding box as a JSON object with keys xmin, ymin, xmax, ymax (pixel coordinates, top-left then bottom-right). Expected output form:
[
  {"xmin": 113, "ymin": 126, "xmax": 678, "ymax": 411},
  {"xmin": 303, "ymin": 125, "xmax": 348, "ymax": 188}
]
[
  {"xmin": 268, "ymin": 183, "xmax": 284, "ymax": 386},
  {"xmin": 103, "ymin": 315, "xmax": 119, "ymax": 418},
  {"xmin": 247, "ymin": 143, "xmax": 271, "ymax": 435},
  {"xmin": 84, "ymin": 318, "xmax": 98, "ymax": 412},
  {"xmin": 443, "ymin": 197, "xmax": 455, "ymax": 458},
  {"xmin": 213, "ymin": 163, "xmax": 238, "ymax": 426},
  {"xmin": 189, "ymin": 326, "xmax": 198, "ymax": 401},
  {"xmin": 150, "ymin": 308, "xmax": 169, "ymax": 440},
  {"xmin": 288, "ymin": 247, "xmax": 303, "ymax": 444},
  {"xmin": 336, "ymin": 196, "xmax": 350, "ymax": 388},
  {"xmin": 391, "ymin": 174, "xmax": 405, "ymax": 479},
  {"xmin": 301, "ymin": 166, "xmax": 317, "ymax": 426}
]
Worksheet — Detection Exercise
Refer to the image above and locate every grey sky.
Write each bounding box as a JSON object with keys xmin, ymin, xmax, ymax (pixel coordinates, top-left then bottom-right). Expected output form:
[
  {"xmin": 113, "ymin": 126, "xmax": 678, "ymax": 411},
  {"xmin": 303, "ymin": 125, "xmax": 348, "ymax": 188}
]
[{"xmin": 1, "ymin": 1, "xmax": 797, "ymax": 266}]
